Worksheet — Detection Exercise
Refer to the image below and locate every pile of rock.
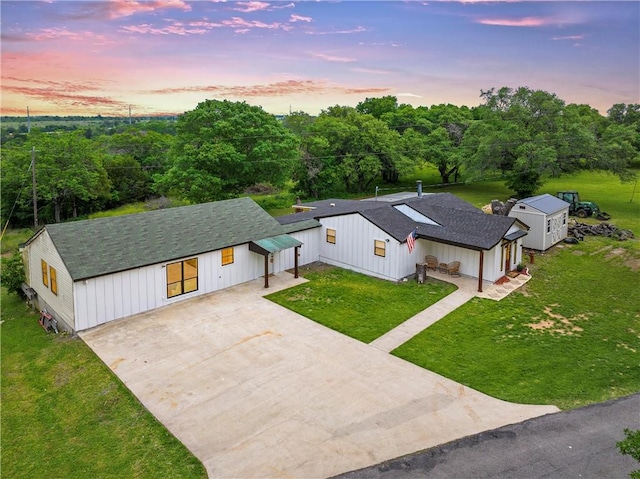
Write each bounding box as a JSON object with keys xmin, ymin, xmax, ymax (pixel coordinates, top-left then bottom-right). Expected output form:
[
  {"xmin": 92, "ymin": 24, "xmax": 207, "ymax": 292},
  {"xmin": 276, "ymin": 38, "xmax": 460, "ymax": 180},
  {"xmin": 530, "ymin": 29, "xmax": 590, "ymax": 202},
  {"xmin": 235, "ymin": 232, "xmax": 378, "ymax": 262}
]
[{"xmin": 568, "ymin": 222, "xmax": 635, "ymax": 242}]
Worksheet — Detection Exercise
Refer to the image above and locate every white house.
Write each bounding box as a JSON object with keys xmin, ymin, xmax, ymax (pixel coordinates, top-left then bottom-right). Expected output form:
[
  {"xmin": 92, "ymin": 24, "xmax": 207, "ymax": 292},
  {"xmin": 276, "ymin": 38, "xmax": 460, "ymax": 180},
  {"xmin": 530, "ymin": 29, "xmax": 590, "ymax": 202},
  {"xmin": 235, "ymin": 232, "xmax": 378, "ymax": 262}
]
[
  {"xmin": 508, "ymin": 194, "xmax": 570, "ymax": 251},
  {"xmin": 23, "ymin": 193, "xmax": 529, "ymax": 333},
  {"xmin": 22, "ymin": 197, "xmax": 302, "ymax": 333},
  {"xmin": 277, "ymin": 192, "xmax": 529, "ymax": 291}
]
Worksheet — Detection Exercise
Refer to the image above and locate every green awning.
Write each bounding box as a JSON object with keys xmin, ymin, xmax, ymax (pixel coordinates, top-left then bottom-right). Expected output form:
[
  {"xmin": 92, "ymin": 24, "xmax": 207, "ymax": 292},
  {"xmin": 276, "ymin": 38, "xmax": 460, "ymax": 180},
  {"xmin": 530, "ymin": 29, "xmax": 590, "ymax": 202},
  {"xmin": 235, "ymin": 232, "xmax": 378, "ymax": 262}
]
[{"xmin": 249, "ymin": 234, "xmax": 302, "ymax": 256}]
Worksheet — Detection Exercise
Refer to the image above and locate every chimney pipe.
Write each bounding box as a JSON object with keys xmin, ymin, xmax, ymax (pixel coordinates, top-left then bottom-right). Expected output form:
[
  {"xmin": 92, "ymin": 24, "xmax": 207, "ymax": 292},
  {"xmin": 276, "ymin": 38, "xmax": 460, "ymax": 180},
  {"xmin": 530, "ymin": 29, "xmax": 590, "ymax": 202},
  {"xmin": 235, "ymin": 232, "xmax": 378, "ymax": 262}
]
[{"xmin": 417, "ymin": 180, "xmax": 423, "ymax": 198}]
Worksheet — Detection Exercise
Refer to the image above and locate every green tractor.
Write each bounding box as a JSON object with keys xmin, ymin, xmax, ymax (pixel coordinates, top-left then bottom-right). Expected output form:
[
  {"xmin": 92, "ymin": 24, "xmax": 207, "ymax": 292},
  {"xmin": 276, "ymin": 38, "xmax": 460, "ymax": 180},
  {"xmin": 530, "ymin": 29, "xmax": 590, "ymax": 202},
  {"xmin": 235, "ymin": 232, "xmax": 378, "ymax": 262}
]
[{"xmin": 557, "ymin": 191, "xmax": 611, "ymax": 220}]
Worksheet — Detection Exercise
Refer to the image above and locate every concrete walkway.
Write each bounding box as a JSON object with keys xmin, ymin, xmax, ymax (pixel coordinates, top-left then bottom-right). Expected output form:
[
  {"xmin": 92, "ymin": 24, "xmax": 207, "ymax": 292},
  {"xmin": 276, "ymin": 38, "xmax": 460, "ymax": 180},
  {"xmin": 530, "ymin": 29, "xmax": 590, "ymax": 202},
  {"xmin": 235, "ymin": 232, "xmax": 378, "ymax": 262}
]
[{"xmin": 370, "ymin": 270, "xmax": 531, "ymax": 353}]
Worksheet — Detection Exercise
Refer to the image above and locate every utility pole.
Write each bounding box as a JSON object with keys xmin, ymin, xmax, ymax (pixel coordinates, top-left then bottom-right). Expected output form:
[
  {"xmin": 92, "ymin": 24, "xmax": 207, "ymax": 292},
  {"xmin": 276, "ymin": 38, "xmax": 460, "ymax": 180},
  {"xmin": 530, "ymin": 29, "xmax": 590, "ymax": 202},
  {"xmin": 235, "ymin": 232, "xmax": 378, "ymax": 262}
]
[{"xmin": 31, "ymin": 146, "xmax": 38, "ymax": 228}]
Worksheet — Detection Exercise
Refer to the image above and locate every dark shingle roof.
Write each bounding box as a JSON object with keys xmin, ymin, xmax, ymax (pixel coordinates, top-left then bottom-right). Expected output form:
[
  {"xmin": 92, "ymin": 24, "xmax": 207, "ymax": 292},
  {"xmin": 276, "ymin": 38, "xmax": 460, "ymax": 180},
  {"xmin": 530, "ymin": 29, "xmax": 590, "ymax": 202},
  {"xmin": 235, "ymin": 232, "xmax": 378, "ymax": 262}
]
[
  {"xmin": 277, "ymin": 193, "xmax": 519, "ymax": 251},
  {"xmin": 44, "ymin": 197, "xmax": 285, "ymax": 280}
]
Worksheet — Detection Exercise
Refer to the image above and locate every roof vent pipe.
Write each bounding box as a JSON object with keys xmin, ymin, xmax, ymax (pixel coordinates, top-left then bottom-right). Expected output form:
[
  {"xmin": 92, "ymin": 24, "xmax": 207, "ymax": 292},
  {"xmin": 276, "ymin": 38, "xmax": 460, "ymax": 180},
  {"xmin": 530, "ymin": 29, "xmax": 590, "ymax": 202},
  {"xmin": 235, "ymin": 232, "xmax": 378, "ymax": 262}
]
[{"xmin": 417, "ymin": 180, "xmax": 423, "ymax": 198}]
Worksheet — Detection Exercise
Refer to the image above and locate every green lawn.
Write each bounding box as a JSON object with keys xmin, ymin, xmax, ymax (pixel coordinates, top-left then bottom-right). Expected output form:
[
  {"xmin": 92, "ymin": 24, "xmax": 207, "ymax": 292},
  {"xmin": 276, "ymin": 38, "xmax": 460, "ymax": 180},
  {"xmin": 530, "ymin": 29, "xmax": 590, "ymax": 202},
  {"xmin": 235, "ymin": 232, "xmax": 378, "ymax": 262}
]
[
  {"xmin": 0, "ymin": 290, "xmax": 207, "ymax": 479},
  {"xmin": 266, "ymin": 265, "xmax": 456, "ymax": 344},
  {"xmin": 393, "ymin": 237, "xmax": 640, "ymax": 410}
]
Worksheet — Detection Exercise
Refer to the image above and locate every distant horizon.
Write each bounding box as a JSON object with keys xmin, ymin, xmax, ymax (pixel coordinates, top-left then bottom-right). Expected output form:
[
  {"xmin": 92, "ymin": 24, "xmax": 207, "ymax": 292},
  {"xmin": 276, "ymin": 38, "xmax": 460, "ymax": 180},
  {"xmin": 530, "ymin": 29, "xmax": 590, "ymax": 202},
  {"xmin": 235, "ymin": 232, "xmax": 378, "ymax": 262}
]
[{"xmin": 2, "ymin": 1, "xmax": 638, "ymax": 117}]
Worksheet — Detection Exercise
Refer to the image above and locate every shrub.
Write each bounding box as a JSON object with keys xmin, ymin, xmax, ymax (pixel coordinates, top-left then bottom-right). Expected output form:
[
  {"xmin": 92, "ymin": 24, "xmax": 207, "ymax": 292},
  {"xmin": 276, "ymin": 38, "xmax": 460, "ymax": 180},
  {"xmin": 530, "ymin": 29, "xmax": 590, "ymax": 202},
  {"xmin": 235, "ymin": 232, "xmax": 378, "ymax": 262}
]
[{"xmin": 618, "ymin": 429, "xmax": 640, "ymax": 479}]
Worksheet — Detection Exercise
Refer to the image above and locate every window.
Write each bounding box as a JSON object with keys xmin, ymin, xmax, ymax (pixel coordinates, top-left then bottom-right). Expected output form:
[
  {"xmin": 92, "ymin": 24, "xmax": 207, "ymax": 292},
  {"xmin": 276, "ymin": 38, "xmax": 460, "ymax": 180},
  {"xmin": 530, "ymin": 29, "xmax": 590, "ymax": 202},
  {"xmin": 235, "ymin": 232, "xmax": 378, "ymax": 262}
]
[
  {"xmin": 221, "ymin": 247, "xmax": 234, "ymax": 266},
  {"xmin": 547, "ymin": 219, "xmax": 551, "ymax": 234},
  {"xmin": 41, "ymin": 260, "xmax": 49, "ymax": 287},
  {"xmin": 326, "ymin": 228, "xmax": 336, "ymax": 244},
  {"xmin": 166, "ymin": 258, "xmax": 198, "ymax": 298},
  {"xmin": 563, "ymin": 212, "xmax": 567, "ymax": 225},
  {"xmin": 374, "ymin": 240, "xmax": 386, "ymax": 257},
  {"xmin": 50, "ymin": 266, "xmax": 58, "ymax": 295}
]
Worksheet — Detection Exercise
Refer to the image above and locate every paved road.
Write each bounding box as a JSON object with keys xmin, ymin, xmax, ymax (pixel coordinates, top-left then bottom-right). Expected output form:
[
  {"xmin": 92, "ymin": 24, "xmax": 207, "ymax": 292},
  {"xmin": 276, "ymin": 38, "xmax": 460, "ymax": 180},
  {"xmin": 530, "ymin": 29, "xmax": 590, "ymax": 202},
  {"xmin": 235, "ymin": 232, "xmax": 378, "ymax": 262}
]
[{"xmin": 335, "ymin": 393, "xmax": 640, "ymax": 479}]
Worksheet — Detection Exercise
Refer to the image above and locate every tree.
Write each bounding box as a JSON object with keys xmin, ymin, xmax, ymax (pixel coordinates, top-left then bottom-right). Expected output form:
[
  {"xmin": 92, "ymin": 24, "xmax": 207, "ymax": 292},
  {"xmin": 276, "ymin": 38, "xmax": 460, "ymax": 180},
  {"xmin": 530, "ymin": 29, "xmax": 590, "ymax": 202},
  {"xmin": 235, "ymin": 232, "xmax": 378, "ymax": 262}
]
[
  {"xmin": 356, "ymin": 95, "xmax": 399, "ymax": 119},
  {"xmin": 32, "ymin": 131, "xmax": 111, "ymax": 222},
  {"xmin": 309, "ymin": 107, "xmax": 407, "ymax": 193},
  {"xmin": 98, "ymin": 128, "xmax": 174, "ymax": 206},
  {"xmin": 157, "ymin": 100, "xmax": 300, "ymax": 203},
  {"xmin": 1, "ymin": 131, "xmax": 111, "ymax": 225},
  {"xmin": 1, "ymin": 253, "xmax": 26, "ymax": 297}
]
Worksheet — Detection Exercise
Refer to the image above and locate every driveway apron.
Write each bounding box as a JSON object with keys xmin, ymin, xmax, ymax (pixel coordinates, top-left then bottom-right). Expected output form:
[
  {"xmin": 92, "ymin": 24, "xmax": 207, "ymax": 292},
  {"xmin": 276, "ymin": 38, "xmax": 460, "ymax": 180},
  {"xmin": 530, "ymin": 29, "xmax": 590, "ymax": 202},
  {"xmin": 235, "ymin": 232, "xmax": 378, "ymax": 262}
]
[{"xmin": 81, "ymin": 272, "xmax": 558, "ymax": 479}]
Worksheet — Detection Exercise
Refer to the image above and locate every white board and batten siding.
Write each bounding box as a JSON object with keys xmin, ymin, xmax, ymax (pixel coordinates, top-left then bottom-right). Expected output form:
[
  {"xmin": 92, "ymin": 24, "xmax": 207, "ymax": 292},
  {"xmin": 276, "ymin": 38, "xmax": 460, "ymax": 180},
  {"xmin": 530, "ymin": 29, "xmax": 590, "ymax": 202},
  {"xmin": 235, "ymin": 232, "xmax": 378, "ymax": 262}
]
[
  {"xmin": 27, "ymin": 229, "xmax": 75, "ymax": 331},
  {"xmin": 317, "ymin": 213, "xmax": 407, "ymax": 281},
  {"xmin": 510, "ymin": 204, "xmax": 568, "ymax": 251},
  {"xmin": 276, "ymin": 227, "xmax": 321, "ymax": 272},
  {"xmin": 74, "ymin": 243, "xmax": 266, "ymax": 331},
  {"xmin": 422, "ymin": 240, "xmax": 482, "ymax": 278}
]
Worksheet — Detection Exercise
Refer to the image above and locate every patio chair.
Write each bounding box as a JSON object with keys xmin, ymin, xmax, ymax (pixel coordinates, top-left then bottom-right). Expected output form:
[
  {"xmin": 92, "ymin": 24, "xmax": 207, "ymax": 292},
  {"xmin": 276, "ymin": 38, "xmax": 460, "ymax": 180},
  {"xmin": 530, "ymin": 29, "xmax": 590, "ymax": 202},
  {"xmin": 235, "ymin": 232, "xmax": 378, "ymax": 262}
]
[
  {"xmin": 446, "ymin": 261, "xmax": 461, "ymax": 277},
  {"xmin": 425, "ymin": 255, "xmax": 438, "ymax": 271}
]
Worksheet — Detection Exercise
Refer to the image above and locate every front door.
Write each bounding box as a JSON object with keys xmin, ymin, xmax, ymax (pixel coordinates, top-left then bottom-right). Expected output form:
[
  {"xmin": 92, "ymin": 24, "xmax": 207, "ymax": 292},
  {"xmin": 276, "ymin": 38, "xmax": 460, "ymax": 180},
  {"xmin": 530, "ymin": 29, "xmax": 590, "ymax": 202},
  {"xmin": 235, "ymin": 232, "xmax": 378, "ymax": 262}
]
[{"xmin": 504, "ymin": 242, "xmax": 512, "ymax": 272}]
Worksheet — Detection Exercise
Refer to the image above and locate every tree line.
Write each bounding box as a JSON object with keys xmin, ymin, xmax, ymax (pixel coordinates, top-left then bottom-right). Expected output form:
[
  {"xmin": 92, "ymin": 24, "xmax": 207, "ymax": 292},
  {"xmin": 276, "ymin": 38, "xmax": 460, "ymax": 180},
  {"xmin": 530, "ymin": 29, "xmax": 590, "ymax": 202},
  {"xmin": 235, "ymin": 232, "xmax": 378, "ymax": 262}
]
[{"xmin": 2, "ymin": 87, "xmax": 638, "ymax": 228}]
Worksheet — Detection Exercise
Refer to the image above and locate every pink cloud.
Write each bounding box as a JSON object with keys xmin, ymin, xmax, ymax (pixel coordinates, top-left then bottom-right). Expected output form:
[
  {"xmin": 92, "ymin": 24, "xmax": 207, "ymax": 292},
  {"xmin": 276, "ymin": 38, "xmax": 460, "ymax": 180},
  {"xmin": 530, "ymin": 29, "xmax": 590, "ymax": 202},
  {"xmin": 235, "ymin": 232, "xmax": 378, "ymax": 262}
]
[
  {"xmin": 312, "ymin": 53, "xmax": 356, "ymax": 63},
  {"xmin": 232, "ymin": 1, "xmax": 270, "ymax": 13},
  {"xmin": 306, "ymin": 26, "xmax": 367, "ymax": 35},
  {"xmin": 2, "ymin": 84, "xmax": 129, "ymax": 108},
  {"xmin": 290, "ymin": 14, "xmax": 312, "ymax": 23},
  {"xmin": 351, "ymin": 67, "xmax": 393, "ymax": 75},
  {"xmin": 477, "ymin": 17, "xmax": 549, "ymax": 27},
  {"xmin": 222, "ymin": 17, "xmax": 290, "ymax": 32},
  {"xmin": 26, "ymin": 28, "xmax": 113, "ymax": 45},
  {"xmin": 552, "ymin": 34, "xmax": 585, "ymax": 41},
  {"xmin": 121, "ymin": 22, "xmax": 207, "ymax": 35},
  {"xmin": 108, "ymin": 0, "xmax": 191, "ymax": 19},
  {"xmin": 146, "ymin": 79, "xmax": 392, "ymax": 98}
]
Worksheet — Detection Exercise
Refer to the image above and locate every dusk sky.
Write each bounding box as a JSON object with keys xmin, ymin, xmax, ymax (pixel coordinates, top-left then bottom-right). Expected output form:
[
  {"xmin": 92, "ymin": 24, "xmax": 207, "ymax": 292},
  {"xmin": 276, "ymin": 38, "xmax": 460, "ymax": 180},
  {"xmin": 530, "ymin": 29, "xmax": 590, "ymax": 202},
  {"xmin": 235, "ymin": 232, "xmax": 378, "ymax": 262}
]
[{"xmin": 2, "ymin": 1, "xmax": 638, "ymax": 117}]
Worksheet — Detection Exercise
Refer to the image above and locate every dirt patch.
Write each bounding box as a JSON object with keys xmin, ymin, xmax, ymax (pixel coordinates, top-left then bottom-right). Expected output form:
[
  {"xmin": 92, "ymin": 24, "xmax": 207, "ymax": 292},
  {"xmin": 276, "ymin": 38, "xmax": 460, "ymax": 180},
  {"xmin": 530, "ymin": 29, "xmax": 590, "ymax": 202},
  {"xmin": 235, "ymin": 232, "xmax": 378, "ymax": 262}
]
[
  {"xmin": 625, "ymin": 258, "xmax": 640, "ymax": 272},
  {"xmin": 293, "ymin": 261, "xmax": 337, "ymax": 276},
  {"xmin": 606, "ymin": 247, "xmax": 626, "ymax": 258},
  {"xmin": 526, "ymin": 304, "xmax": 587, "ymax": 336},
  {"xmin": 592, "ymin": 245, "xmax": 613, "ymax": 256}
]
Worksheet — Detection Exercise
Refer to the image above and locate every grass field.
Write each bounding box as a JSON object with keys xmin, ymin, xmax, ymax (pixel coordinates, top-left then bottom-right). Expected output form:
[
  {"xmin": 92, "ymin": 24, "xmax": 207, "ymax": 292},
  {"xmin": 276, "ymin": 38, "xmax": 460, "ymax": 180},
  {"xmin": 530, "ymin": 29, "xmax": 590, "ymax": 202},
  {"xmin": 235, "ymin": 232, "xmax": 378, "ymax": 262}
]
[
  {"xmin": 0, "ymin": 290, "xmax": 207, "ymax": 479},
  {"xmin": 266, "ymin": 265, "xmax": 456, "ymax": 343},
  {"xmin": 393, "ymin": 236, "xmax": 639, "ymax": 410},
  {"xmin": 1, "ymin": 168, "xmax": 637, "ymax": 476}
]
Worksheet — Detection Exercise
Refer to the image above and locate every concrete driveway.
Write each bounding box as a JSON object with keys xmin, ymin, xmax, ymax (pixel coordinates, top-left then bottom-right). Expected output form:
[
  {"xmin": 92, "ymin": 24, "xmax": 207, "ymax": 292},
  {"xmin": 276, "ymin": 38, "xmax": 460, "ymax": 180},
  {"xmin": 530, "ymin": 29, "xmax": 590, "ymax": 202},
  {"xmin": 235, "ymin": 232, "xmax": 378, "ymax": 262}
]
[{"xmin": 81, "ymin": 272, "xmax": 558, "ymax": 479}]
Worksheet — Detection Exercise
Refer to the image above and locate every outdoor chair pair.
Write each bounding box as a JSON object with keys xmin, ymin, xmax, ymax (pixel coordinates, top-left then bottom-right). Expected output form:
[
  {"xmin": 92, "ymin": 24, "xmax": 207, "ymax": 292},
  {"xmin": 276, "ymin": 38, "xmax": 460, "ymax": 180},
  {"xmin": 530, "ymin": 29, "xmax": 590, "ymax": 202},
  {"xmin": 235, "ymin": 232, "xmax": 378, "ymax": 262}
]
[{"xmin": 425, "ymin": 255, "xmax": 461, "ymax": 277}]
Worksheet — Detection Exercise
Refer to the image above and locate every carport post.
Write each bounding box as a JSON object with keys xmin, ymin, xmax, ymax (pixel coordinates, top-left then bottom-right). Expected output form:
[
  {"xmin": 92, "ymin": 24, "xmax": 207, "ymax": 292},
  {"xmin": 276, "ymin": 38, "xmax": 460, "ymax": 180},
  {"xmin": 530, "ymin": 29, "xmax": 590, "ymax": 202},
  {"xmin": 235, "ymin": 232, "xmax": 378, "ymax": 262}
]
[
  {"xmin": 477, "ymin": 250, "xmax": 484, "ymax": 292},
  {"xmin": 264, "ymin": 254, "xmax": 269, "ymax": 288},
  {"xmin": 294, "ymin": 246, "xmax": 299, "ymax": 278}
]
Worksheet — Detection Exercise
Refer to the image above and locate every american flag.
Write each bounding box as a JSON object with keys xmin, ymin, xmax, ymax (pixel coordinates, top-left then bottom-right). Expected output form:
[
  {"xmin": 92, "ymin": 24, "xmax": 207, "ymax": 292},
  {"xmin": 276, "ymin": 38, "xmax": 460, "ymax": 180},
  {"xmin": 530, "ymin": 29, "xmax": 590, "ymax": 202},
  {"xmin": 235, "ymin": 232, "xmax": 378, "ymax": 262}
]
[{"xmin": 406, "ymin": 228, "xmax": 417, "ymax": 254}]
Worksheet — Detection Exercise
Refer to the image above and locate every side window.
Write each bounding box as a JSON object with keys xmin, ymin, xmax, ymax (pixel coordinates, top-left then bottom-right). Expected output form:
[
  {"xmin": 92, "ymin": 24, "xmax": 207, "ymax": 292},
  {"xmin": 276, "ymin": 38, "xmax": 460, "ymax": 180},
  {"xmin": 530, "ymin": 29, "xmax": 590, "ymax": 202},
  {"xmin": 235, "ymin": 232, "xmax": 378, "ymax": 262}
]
[
  {"xmin": 547, "ymin": 219, "xmax": 551, "ymax": 233},
  {"xmin": 221, "ymin": 247, "xmax": 234, "ymax": 266},
  {"xmin": 563, "ymin": 212, "xmax": 567, "ymax": 225},
  {"xmin": 50, "ymin": 266, "xmax": 58, "ymax": 295},
  {"xmin": 326, "ymin": 228, "xmax": 336, "ymax": 244},
  {"xmin": 374, "ymin": 240, "xmax": 386, "ymax": 257},
  {"xmin": 41, "ymin": 260, "xmax": 49, "ymax": 287}
]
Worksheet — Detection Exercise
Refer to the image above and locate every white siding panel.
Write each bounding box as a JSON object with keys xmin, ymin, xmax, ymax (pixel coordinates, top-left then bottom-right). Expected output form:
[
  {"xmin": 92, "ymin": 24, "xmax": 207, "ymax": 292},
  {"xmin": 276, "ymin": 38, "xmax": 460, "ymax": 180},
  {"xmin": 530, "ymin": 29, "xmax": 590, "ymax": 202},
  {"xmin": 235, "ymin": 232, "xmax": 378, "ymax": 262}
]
[
  {"xmin": 26, "ymin": 230, "xmax": 75, "ymax": 330},
  {"xmin": 121, "ymin": 274, "xmax": 133, "ymax": 318},
  {"xmin": 510, "ymin": 207, "xmax": 539, "ymax": 250},
  {"xmin": 278, "ymin": 228, "xmax": 321, "ymax": 271},
  {"xmin": 318, "ymin": 214, "xmax": 403, "ymax": 281}
]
